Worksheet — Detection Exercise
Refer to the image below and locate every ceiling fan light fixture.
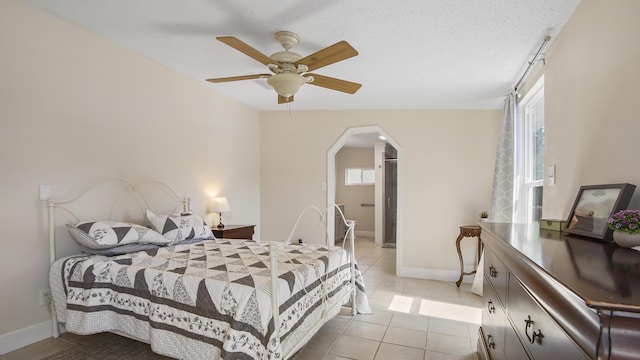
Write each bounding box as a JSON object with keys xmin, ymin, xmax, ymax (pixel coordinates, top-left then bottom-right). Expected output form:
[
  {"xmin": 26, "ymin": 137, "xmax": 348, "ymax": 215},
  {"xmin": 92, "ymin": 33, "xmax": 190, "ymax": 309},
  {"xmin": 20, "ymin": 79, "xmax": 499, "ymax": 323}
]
[
  {"xmin": 209, "ymin": 31, "xmax": 361, "ymax": 104},
  {"xmin": 267, "ymin": 73, "xmax": 305, "ymax": 99}
]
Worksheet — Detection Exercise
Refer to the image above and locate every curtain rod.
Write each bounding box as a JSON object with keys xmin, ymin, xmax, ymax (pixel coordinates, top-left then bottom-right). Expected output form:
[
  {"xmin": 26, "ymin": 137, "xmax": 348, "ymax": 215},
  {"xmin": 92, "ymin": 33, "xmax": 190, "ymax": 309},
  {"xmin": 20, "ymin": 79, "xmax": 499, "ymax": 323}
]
[{"xmin": 514, "ymin": 35, "xmax": 552, "ymax": 92}]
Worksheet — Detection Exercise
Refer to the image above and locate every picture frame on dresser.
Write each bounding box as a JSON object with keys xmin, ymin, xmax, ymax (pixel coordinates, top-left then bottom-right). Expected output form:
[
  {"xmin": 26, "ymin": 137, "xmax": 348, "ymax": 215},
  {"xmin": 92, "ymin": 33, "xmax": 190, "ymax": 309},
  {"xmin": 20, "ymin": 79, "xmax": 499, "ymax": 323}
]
[{"xmin": 565, "ymin": 183, "xmax": 636, "ymax": 242}]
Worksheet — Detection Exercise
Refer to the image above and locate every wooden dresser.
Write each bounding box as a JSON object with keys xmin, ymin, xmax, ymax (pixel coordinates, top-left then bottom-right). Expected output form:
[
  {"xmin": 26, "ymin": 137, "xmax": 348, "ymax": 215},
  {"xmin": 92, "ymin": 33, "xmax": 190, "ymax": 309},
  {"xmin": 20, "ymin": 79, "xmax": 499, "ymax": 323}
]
[
  {"xmin": 211, "ymin": 225, "xmax": 255, "ymax": 240},
  {"xmin": 478, "ymin": 223, "xmax": 640, "ymax": 360}
]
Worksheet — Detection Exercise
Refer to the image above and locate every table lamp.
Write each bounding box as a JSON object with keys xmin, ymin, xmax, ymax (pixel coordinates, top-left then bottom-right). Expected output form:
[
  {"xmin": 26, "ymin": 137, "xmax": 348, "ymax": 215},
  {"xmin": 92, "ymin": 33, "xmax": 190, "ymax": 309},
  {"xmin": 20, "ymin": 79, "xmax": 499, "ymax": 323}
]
[{"xmin": 210, "ymin": 196, "xmax": 231, "ymax": 228}]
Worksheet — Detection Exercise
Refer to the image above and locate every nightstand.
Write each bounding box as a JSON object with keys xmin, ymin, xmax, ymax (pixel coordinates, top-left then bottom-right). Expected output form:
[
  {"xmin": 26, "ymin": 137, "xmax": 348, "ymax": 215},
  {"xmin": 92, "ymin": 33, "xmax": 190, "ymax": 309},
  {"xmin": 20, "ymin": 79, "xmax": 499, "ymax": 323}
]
[
  {"xmin": 211, "ymin": 225, "xmax": 255, "ymax": 240},
  {"xmin": 455, "ymin": 225, "xmax": 482, "ymax": 287}
]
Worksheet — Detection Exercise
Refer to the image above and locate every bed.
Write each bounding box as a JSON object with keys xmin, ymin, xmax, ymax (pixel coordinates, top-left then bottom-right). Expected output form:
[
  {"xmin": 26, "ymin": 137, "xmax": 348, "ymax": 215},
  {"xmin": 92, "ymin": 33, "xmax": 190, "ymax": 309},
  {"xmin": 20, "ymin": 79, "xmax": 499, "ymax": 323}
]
[{"xmin": 47, "ymin": 179, "xmax": 371, "ymax": 359}]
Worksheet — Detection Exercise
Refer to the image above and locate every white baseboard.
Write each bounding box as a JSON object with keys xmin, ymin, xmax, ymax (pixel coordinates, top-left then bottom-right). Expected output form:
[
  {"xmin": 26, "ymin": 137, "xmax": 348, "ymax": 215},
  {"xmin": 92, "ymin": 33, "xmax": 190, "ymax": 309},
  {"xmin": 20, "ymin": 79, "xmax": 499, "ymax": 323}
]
[
  {"xmin": 0, "ymin": 320, "xmax": 53, "ymax": 355},
  {"xmin": 397, "ymin": 266, "xmax": 475, "ymax": 284}
]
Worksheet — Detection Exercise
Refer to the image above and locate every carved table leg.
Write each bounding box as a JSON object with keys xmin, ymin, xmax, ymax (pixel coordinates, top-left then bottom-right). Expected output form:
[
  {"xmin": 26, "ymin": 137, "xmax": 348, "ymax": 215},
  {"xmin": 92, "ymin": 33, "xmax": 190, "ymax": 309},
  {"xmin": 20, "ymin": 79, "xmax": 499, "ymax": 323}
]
[
  {"xmin": 455, "ymin": 226, "xmax": 482, "ymax": 288},
  {"xmin": 456, "ymin": 232, "xmax": 465, "ymax": 287}
]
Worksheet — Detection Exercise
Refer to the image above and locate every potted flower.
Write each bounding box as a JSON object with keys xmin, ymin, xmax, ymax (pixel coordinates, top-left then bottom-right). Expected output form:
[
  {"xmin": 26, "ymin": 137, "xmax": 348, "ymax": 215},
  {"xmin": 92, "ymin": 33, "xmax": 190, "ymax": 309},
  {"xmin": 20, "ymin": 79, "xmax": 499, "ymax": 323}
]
[
  {"xmin": 607, "ymin": 209, "xmax": 640, "ymax": 248},
  {"xmin": 479, "ymin": 211, "xmax": 489, "ymax": 222}
]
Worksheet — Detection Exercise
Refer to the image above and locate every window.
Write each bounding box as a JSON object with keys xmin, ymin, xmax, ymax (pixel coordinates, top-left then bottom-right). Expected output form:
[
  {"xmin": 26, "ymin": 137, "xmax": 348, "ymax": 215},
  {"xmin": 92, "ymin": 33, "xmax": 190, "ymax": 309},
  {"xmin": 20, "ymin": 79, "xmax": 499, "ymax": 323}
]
[
  {"xmin": 345, "ymin": 168, "xmax": 375, "ymax": 185},
  {"xmin": 515, "ymin": 77, "xmax": 545, "ymax": 223}
]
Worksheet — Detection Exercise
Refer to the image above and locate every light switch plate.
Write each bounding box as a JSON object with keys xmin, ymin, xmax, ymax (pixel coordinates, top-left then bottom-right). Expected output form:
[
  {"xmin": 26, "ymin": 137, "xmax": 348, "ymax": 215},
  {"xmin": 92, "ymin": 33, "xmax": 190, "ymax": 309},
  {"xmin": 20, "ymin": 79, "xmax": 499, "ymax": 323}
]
[
  {"xmin": 546, "ymin": 165, "xmax": 556, "ymax": 186},
  {"xmin": 39, "ymin": 185, "xmax": 52, "ymax": 200}
]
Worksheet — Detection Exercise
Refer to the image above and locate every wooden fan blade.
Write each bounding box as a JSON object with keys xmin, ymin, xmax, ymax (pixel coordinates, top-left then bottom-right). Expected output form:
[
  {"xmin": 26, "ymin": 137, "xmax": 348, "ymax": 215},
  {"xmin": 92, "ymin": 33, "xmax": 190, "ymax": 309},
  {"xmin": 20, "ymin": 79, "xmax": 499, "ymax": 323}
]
[
  {"xmin": 306, "ymin": 73, "xmax": 361, "ymax": 94},
  {"xmin": 217, "ymin": 36, "xmax": 274, "ymax": 65},
  {"xmin": 296, "ymin": 41, "xmax": 358, "ymax": 72},
  {"xmin": 206, "ymin": 74, "xmax": 271, "ymax": 83},
  {"xmin": 278, "ymin": 95, "xmax": 294, "ymax": 104}
]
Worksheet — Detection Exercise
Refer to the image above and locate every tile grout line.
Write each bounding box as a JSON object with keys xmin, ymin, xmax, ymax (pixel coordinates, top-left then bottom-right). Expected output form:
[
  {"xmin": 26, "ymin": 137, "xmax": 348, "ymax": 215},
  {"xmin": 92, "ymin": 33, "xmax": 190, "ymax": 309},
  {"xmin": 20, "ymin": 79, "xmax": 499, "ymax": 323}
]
[{"xmin": 322, "ymin": 312, "xmax": 357, "ymax": 360}]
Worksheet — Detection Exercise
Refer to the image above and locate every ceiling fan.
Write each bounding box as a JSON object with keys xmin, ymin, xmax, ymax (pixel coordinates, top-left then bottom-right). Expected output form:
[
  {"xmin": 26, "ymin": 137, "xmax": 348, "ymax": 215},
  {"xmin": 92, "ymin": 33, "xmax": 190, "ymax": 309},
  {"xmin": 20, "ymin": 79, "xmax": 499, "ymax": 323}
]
[{"xmin": 206, "ymin": 31, "xmax": 361, "ymax": 104}]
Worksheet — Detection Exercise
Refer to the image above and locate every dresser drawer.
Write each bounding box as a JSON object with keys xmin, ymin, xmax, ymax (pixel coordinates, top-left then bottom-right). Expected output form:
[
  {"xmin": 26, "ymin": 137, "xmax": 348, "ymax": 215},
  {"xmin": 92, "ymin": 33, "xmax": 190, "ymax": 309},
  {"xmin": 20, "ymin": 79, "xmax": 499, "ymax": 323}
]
[
  {"xmin": 504, "ymin": 325, "xmax": 531, "ymax": 359},
  {"xmin": 484, "ymin": 248, "xmax": 508, "ymax": 307},
  {"xmin": 507, "ymin": 275, "xmax": 588, "ymax": 360},
  {"xmin": 482, "ymin": 279, "xmax": 507, "ymax": 360},
  {"xmin": 481, "ymin": 322, "xmax": 504, "ymax": 360}
]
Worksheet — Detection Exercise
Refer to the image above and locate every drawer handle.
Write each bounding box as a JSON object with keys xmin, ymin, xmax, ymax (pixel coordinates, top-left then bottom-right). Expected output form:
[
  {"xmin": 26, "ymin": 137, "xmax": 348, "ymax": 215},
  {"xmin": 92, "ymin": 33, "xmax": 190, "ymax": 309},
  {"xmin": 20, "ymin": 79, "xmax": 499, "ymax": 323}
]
[
  {"xmin": 487, "ymin": 334, "xmax": 495, "ymax": 349},
  {"xmin": 524, "ymin": 316, "xmax": 544, "ymax": 344},
  {"xmin": 524, "ymin": 315, "xmax": 534, "ymax": 342},
  {"xmin": 489, "ymin": 265, "xmax": 497, "ymax": 278},
  {"xmin": 487, "ymin": 299, "xmax": 496, "ymax": 314},
  {"xmin": 531, "ymin": 329, "xmax": 544, "ymax": 344}
]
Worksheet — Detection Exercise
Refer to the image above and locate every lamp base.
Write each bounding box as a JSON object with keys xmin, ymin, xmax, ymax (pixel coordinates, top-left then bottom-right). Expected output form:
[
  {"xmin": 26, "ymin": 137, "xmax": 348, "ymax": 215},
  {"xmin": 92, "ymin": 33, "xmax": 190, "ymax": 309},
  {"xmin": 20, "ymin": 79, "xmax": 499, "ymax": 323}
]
[{"xmin": 217, "ymin": 212, "xmax": 225, "ymax": 228}]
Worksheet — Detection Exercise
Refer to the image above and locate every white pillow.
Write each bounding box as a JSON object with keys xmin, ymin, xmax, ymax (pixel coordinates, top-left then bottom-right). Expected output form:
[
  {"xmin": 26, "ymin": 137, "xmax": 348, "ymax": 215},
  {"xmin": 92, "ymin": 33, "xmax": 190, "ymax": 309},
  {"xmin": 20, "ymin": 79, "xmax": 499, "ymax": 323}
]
[
  {"xmin": 67, "ymin": 221, "xmax": 172, "ymax": 249},
  {"xmin": 145, "ymin": 209, "xmax": 214, "ymax": 242}
]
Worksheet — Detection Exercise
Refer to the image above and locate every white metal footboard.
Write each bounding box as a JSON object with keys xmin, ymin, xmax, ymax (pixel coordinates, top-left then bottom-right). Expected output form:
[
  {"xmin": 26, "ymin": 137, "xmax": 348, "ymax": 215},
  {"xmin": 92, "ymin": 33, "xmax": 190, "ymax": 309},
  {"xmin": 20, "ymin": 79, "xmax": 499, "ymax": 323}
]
[{"xmin": 273, "ymin": 204, "xmax": 358, "ymax": 357}]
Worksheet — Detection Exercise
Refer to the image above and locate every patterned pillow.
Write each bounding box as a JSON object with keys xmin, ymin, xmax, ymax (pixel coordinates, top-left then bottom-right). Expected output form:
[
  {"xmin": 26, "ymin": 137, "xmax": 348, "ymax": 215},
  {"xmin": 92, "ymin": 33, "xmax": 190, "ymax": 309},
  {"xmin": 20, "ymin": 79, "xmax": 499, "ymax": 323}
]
[
  {"xmin": 67, "ymin": 221, "xmax": 172, "ymax": 249},
  {"xmin": 79, "ymin": 243, "xmax": 160, "ymax": 256},
  {"xmin": 145, "ymin": 209, "xmax": 214, "ymax": 242}
]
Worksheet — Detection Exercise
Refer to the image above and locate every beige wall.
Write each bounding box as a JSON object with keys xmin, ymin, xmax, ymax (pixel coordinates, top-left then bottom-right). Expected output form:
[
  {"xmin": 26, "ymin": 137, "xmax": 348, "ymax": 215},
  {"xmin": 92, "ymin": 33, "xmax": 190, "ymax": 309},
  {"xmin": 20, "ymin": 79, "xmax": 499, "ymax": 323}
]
[
  {"xmin": 542, "ymin": 0, "xmax": 640, "ymax": 218},
  {"xmin": 5, "ymin": 0, "xmax": 636, "ymax": 350},
  {"xmin": 0, "ymin": 0, "xmax": 260, "ymax": 340},
  {"xmin": 336, "ymin": 147, "xmax": 375, "ymax": 232},
  {"xmin": 260, "ymin": 111, "xmax": 501, "ymax": 278}
]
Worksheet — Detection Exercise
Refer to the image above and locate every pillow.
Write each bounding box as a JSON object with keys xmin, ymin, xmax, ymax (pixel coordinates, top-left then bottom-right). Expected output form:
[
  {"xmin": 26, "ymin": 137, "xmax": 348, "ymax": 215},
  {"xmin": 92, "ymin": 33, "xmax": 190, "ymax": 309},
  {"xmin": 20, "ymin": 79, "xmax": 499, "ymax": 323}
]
[
  {"xmin": 79, "ymin": 243, "xmax": 160, "ymax": 256},
  {"xmin": 145, "ymin": 209, "xmax": 214, "ymax": 242},
  {"xmin": 67, "ymin": 221, "xmax": 172, "ymax": 250}
]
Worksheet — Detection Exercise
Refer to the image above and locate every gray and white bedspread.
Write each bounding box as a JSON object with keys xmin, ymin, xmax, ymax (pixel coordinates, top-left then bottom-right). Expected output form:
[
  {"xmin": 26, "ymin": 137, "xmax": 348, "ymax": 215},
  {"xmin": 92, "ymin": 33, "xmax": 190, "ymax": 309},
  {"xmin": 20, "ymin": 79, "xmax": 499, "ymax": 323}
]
[{"xmin": 50, "ymin": 238, "xmax": 371, "ymax": 360}]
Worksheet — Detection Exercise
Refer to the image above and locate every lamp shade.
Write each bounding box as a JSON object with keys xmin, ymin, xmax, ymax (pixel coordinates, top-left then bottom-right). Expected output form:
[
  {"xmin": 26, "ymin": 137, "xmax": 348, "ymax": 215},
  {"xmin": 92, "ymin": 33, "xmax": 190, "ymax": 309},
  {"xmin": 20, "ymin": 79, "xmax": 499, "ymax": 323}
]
[{"xmin": 210, "ymin": 197, "xmax": 231, "ymax": 213}]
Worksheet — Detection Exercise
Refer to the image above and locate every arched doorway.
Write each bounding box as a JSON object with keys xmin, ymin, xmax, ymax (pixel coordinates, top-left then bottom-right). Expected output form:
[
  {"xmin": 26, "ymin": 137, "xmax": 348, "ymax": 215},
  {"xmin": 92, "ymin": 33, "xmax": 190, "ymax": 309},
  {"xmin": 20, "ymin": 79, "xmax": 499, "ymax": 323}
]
[{"xmin": 327, "ymin": 126, "xmax": 402, "ymax": 274}]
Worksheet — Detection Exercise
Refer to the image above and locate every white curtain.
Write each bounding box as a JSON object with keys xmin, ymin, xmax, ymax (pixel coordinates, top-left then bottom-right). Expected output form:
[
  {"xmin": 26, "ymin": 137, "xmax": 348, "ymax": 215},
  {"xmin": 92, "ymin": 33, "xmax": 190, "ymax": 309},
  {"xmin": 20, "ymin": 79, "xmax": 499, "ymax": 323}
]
[{"xmin": 489, "ymin": 92, "xmax": 518, "ymax": 222}]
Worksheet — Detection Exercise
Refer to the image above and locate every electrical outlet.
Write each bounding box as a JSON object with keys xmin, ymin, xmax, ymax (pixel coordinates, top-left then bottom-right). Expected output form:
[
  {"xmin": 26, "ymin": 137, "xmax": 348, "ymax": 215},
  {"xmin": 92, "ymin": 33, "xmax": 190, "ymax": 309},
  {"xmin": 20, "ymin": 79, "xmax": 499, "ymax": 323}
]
[{"xmin": 39, "ymin": 290, "xmax": 51, "ymax": 307}]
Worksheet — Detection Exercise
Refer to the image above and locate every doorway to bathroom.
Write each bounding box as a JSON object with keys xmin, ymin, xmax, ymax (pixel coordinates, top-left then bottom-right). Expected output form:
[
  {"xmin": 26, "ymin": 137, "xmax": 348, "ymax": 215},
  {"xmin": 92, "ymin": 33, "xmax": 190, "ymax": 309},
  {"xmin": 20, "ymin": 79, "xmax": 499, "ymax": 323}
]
[{"xmin": 327, "ymin": 126, "xmax": 401, "ymax": 271}]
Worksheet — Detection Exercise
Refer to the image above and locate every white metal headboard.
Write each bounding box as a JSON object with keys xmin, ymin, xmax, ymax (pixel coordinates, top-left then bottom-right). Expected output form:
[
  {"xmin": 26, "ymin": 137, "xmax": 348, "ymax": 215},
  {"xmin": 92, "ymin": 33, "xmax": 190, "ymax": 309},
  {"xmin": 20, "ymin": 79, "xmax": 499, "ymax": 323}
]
[
  {"xmin": 46, "ymin": 178, "xmax": 190, "ymax": 263},
  {"xmin": 45, "ymin": 178, "xmax": 190, "ymax": 337}
]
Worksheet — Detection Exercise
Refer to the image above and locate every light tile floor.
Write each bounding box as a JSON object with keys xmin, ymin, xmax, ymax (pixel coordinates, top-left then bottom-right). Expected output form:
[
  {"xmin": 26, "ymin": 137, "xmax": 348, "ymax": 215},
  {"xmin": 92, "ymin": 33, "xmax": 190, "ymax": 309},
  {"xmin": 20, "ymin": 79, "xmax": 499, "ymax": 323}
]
[
  {"xmin": 2, "ymin": 236, "xmax": 482, "ymax": 360},
  {"xmin": 292, "ymin": 236, "xmax": 482, "ymax": 360}
]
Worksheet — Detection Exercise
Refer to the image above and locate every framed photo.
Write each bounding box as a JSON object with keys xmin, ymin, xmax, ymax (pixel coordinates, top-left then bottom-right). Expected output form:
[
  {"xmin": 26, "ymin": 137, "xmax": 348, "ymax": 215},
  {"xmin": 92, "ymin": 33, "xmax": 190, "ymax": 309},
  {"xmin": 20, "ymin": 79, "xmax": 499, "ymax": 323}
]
[{"xmin": 565, "ymin": 183, "xmax": 636, "ymax": 242}]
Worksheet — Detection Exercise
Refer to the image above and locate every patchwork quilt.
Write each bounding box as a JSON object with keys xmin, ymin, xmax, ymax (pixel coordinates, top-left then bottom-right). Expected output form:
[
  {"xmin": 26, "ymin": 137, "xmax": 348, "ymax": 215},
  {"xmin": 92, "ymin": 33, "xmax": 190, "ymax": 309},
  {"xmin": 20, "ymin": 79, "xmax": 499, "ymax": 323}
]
[{"xmin": 51, "ymin": 238, "xmax": 371, "ymax": 360}]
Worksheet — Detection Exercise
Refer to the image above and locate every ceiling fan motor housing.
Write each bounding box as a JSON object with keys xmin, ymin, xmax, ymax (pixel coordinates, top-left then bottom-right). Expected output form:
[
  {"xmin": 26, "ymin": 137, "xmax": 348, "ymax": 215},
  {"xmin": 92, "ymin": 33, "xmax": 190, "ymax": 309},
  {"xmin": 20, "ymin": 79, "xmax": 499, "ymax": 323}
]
[{"xmin": 270, "ymin": 51, "xmax": 302, "ymax": 65}]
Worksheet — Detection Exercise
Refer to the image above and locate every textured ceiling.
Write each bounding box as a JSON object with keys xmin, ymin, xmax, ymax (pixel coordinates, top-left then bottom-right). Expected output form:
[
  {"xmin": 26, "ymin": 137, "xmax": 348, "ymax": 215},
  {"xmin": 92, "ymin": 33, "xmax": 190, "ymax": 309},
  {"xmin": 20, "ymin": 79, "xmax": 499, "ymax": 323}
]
[{"xmin": 25, "ymin": 0, "xmax": 581, "ymax": 111}]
